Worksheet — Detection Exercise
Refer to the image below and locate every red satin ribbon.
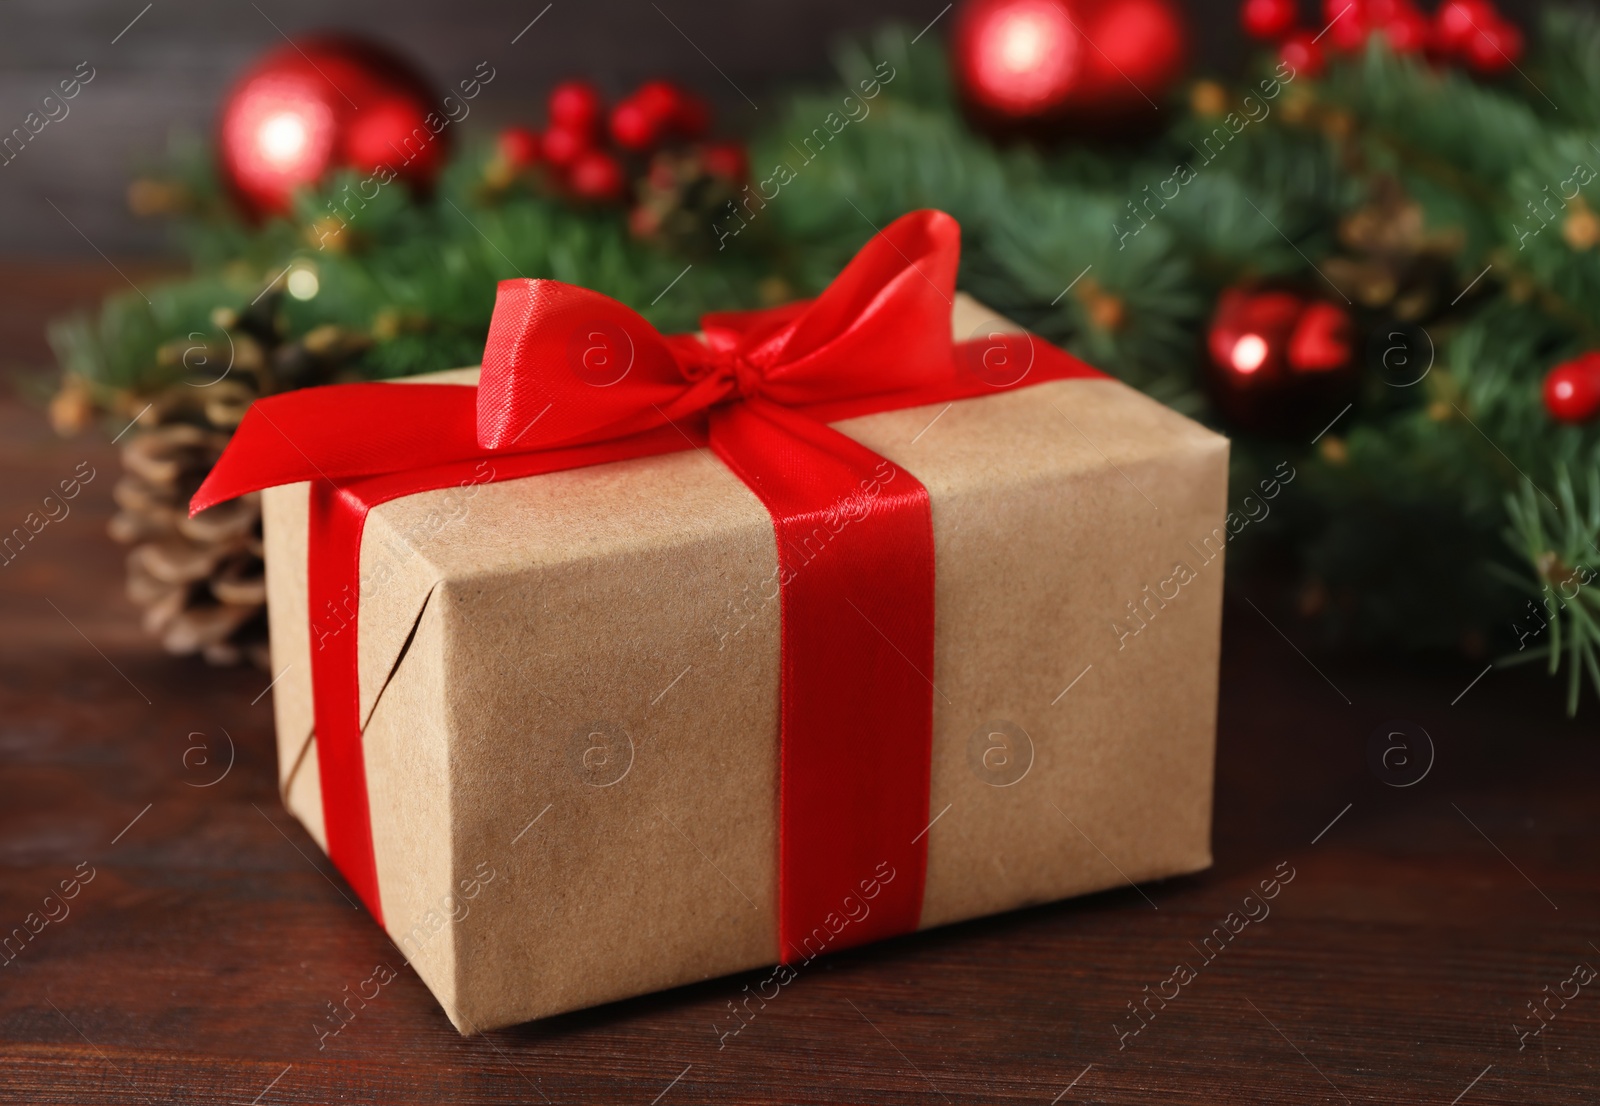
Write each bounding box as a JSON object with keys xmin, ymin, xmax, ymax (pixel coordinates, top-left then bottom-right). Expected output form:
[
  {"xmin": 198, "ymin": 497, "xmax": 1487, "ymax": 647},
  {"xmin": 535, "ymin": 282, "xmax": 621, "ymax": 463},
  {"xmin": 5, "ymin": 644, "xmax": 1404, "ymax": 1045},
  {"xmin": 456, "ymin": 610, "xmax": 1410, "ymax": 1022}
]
[{"xmin": 193, "ymin": 209, "xmax": 1103, "ymax": 958}]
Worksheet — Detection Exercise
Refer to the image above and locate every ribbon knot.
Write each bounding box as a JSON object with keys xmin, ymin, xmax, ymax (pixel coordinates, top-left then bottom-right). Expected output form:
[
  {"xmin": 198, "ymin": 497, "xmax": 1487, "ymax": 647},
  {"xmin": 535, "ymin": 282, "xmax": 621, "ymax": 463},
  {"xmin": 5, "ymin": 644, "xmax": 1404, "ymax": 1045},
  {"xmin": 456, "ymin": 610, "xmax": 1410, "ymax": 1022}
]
[
  {"xmin": 729, "ymin": 351, "xmax": 766, "ymax": 401},
  {"xmin": 688, "ymin": 341, "xmax": 767, "ymax": 402},
  {"xmin": 656, "ymin": 330, "xmax": 772, "ymax": 410}
]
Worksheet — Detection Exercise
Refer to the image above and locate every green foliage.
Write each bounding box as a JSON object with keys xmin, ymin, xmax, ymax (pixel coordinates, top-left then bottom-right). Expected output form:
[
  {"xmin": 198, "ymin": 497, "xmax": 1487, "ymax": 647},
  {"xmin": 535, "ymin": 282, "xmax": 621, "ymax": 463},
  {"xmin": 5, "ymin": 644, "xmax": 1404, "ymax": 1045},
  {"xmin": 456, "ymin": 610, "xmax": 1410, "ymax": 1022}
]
[
  {"xmin": 976, "ymin": 183, "xmax": 1204, "ymax": 408},
  {"xmin": 49, "ymin": 8, "xmax": 1600, "ymax": 713},
  {"xmin": 55, "ymin": 140, "xmax": 771, "ymax": 401},
  {"xmin": 1501, "ymin": 467, "xmax": 1600, "ymax": 713}
]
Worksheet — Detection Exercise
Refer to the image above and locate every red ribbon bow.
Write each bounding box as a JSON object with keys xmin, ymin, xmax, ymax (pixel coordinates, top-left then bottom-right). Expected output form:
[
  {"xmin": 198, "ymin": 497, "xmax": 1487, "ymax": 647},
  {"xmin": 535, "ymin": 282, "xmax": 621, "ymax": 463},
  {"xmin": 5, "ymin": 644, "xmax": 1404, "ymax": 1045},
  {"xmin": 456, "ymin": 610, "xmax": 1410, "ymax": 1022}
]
[{"xmin": 195, "ymin": 209, "xmax": 1101, "ymax": 958}]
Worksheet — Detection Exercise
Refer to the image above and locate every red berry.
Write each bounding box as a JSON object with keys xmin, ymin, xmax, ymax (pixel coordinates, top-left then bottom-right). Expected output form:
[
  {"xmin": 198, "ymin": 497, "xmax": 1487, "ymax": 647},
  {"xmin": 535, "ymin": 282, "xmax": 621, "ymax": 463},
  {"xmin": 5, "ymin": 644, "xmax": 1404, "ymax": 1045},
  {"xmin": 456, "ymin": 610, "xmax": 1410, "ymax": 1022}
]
[
  {"xmin": 1433, "ymin": 0, "xmax": 1496, "ymax": 53},
  {"xmin": 634, "ymin": 79, "xmax": 683, "ymax": 123},
  {"xmin": 548, "ymin": 79, "xmax": 603, "ymax": 136},
  {"xmin": 628, "ymin": 204, "xmax": 660, "ymax": 239},
  {"xmin": 627, "ymin": 78, "xmax": 711, "ymax": 139},
  {"xmin": 1544, "ymin": 355, "xmax": 1600, "ymax": 423},
  {"xmin": 1324, "ymin": 0, "xmax": 1369, "ymax": 49},
  {"xmin": 700, "ymin": 141, "xmax": 748, "ymax": 183},
  {"xmin": 1242, "ymin": 0, "xmax": 1298, "ymax": 41},
  {"xmin": 1380, "ymin": 5, "xmax": 1431, "ymax": 52},
  {"xmin": 1322, "ymin": 0, "xmax": 1360, "ymax": 23},
  {"xmin": 1498, "ymin": 18, "xmax": 1526, "ymax": 62},
  {"xmin": 675, "ymin": 94, "xmax": 711, "ymax": 139},
  {"xmin": 1463, "ymin": 17, "xmax": 1521, "ymax": 74},
  {"xmin": 569, "ymin": 149, "xmax": 626, "ymax": 202},
  {"xmin": 610, "ymin": 97, "xmax": 661, "ymax": 150},
  {"xmin": 1280, "ymin": 31, "xmax": 1326, "ymax": 77},
  {"xmin": 541, "ymin": 125, "xmax": 590, "ymax": 169},
  {"xmin": 497, "ymin": 125, "xmax": 540, "ymax": 169},
  {"xmin": 1362, "ymin": 0, "xmax": 1403, "ymax": 24},
  {"xmin": 645, "ymin": 152, "xmax": 679, "ymax": 191},
  {"xmin": 345, "ymin": 98, "xmax": 434, "ymax": 175}
]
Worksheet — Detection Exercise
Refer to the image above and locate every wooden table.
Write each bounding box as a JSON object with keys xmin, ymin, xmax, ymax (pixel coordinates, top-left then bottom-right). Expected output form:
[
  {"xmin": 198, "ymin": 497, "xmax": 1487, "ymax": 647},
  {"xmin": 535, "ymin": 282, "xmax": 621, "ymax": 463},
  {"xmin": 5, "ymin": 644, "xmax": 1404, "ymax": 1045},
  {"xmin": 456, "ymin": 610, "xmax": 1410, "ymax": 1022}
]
[{"xmin": 2, "ymin": 266, "xmax": 1596, "ymax": 1105}]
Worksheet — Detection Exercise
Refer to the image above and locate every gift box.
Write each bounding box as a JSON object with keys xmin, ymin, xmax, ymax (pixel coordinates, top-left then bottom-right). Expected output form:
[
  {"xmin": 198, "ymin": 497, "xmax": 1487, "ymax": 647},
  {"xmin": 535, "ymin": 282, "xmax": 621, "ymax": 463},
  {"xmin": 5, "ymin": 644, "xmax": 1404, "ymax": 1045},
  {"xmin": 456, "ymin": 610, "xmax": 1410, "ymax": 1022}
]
[{"xmin": 198, "ymin": 210, "xmax": 1228, "ymax": 1032}]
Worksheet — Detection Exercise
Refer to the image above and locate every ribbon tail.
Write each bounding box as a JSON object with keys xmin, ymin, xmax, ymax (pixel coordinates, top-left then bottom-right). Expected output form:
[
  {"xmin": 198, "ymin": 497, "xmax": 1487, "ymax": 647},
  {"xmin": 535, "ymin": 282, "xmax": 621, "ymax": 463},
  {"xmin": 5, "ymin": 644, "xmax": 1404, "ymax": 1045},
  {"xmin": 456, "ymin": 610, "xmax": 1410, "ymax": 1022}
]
[
  {"xmin": 307, "ymin": 479, "xmax": 384, "ymax": 923},
  {"xmin": 710, "ymin": 399, "xmax": 935, "ymax": 961},
  {"xmin": 191, "ymin": 383, "xmax": 483, "ymax": 516}
]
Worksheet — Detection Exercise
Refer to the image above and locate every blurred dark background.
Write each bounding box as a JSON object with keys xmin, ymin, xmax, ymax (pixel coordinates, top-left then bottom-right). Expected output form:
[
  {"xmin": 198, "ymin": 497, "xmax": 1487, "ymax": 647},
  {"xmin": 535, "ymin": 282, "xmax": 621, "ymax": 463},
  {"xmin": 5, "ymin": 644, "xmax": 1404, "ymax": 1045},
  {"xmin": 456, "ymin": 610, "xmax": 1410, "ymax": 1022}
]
[{"xmin": 0, "ymin": 0, "xmax": 1276, "ymax": 258}]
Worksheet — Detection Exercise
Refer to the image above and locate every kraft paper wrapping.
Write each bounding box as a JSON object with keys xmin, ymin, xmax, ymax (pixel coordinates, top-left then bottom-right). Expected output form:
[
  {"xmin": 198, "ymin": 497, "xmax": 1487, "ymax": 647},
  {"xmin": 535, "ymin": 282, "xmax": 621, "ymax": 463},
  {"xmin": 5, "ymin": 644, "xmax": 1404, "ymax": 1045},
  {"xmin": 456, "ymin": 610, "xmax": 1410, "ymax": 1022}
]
[{"xmin": 261, "ymin": 295, "xmax": 1230, "ymax": 1032}]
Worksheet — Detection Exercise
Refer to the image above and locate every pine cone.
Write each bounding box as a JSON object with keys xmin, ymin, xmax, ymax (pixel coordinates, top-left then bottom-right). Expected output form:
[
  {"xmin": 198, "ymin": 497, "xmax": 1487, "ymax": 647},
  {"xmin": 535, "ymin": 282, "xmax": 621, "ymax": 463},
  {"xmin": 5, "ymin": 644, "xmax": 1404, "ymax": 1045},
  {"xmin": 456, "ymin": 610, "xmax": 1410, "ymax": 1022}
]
[
  {"xmin": 1324, "ymin": 176, "xmax": 1464, "ymax": 320},
  {"xmin": 76, "ymin": 290, "xmax": 372, "ymax": 670},
  {"xmin": 110, "ymin": 388, "xmax": 270, "ymax": 669}
]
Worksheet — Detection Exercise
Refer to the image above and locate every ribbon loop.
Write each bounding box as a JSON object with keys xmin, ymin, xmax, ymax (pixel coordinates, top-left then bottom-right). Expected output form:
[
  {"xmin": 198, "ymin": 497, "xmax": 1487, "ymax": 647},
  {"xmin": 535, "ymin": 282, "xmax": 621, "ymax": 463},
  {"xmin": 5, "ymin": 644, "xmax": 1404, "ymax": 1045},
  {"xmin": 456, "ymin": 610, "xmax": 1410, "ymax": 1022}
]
[{"xmin": 471, "ymin": 209, "xmax": 965, "ymax": 456}]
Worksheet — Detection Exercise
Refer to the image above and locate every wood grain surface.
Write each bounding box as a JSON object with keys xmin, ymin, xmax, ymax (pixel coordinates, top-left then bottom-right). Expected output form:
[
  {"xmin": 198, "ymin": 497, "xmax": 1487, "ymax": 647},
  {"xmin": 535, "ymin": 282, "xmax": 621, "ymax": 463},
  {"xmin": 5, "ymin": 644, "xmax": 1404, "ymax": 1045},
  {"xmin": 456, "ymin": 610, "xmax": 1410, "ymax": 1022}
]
[{"xmin": 1, "ymin": 265, "xmax": 1597, "ymax": 1104}]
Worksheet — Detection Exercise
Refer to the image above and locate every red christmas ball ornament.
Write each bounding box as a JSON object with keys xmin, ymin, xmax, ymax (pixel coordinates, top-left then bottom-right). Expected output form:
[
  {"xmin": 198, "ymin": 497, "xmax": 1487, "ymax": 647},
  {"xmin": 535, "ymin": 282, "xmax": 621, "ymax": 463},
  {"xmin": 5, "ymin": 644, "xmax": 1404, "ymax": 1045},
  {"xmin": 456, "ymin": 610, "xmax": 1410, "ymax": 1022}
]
[
  {"xmin": 497, "ymin": 125, "xmax": 540, "ymax": 169},
  {"xmin": 568, "ymin": 149, "xmax": 627, "ymax": 203},
  {"xmin": 951, "ymin": 0, "xmax": 1187, "ymax": 132},
  {"xmin": 1209, "ymin": 289, "xmax": 1301, "ymax": 374},
  {"xmin": 218, "ymin": 35, "xmax": 445, "ymax": 218},
  {"xmin": 1287, "ymin": 301, "xmax": 1354, "ymax": 371},
  {"xmin": 1280, "ymin": 30, "xmax": 1326, "ymax": 77},
  {"xmin": 1241, "ymin": 0, "xmax": 1297, "ymax": 41},
  {"xmin": 1084, "ymin": 0, "xmax": 1188, "ymax": 102},
  {"xmin": 1206, "ymin": 288, "xmax": 1358, "ymax": 433},
  {"xmin": 955, "ymin": 0, "xmax": 1082, "ymax": 117},
  {"xmin": 548, "ymin": 79, "xmax": 604, "ymax": 137},
  {"xmin": 1544, "ymin": 355, "xmax": 1600, "ymax": 424}
]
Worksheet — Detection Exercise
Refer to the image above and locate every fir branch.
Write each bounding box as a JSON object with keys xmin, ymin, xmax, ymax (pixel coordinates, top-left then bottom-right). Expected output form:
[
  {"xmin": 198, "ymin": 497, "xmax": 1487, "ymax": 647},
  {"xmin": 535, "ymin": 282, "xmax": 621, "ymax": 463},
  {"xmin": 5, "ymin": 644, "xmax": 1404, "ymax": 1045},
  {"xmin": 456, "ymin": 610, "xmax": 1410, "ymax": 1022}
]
[
  {"xmin": 44, "ymin": 16, "xmax": 1600, "ymax": 718},
  {"xmin": 1502, "ymin": 466, "xmax": 1600, "ymax": 713}
]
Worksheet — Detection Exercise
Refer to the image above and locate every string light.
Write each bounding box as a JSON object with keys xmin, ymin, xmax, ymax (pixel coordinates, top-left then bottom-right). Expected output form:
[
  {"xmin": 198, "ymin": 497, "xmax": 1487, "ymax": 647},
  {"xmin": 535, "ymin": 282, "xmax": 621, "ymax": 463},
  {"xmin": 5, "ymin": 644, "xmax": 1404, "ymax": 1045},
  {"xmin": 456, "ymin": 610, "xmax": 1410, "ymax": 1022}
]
[{"xmin": 286, "ymin": 266, "xmax": 320, "ymax": 300}]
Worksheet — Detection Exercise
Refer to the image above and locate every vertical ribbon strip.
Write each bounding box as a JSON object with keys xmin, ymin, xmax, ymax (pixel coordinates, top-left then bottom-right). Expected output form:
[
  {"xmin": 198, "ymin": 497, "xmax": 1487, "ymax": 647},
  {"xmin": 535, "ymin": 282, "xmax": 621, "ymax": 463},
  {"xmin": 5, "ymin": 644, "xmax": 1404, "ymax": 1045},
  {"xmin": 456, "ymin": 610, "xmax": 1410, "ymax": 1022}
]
[{"xmin": 711, "ymin": 398, "xmax": 935, "ymax": 957}]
